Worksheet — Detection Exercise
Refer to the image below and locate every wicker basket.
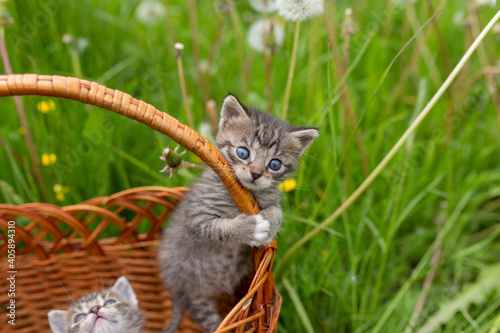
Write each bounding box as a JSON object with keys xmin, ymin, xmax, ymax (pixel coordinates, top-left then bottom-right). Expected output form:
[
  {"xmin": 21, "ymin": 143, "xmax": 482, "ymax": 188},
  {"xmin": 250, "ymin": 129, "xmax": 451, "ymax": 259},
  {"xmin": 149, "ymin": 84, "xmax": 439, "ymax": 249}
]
[{"xmin": 0, "ymin": 74, "xmax": 281, "ymax": 333}]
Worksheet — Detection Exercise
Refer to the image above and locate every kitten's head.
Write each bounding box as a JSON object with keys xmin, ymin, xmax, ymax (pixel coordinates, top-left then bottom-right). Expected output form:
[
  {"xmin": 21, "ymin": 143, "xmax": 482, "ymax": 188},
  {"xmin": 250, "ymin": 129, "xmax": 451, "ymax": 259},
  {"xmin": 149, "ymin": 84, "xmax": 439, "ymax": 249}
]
[
  {"xmin": 216, "ymin": 95, "xmax": 318, "ymax": 191},
  {"xmin": 47, "ymin": 276, "xmax": 143, "ymax": 333}
]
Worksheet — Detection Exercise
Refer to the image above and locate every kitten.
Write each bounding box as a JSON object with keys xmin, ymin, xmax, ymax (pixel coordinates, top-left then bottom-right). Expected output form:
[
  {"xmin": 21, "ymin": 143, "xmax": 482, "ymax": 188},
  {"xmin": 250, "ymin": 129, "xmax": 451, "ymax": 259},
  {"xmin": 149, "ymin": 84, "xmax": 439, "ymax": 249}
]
[
  {"xmin": 159, "ymin": 95, "xmax": 318, "ymax": 333},
  {"xmin": 47, "ymin": 276, "xmax": 144, "ymax": 333}
]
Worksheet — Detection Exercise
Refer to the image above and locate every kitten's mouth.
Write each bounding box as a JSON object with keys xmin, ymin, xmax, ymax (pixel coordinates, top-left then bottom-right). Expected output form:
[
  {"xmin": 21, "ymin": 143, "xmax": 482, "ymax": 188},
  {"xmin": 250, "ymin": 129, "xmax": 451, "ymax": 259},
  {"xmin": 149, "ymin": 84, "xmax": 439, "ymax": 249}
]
[{"xmin": 242, "ymin": 177, "xmax": 270, "ymax": 190}]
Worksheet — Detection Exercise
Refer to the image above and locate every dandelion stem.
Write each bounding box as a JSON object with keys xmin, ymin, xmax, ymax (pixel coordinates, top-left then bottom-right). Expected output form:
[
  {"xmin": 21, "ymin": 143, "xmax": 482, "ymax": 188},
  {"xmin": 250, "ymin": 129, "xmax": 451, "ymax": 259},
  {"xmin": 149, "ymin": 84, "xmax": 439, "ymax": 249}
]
[
  {"xmin": 175, "ymin": 45, "xmax": 195, "ymax": 129},
  {"xmin": 281, "ymin": 19, "xmax": 300, "ymax": 120},
  {"xmin": 0, "ymin": 26, "xmax": 49, "ymax": 202},
  {"xmin": 205, "ymin": 100, "xmax": 219, "ymax": 136},
  {"xmin": 276, "ymin": 8, "xmax": 500, "ymax": 275},
  {"xmin": 69, "ymin": 42, "xmax": 82, "ymax": 78}
]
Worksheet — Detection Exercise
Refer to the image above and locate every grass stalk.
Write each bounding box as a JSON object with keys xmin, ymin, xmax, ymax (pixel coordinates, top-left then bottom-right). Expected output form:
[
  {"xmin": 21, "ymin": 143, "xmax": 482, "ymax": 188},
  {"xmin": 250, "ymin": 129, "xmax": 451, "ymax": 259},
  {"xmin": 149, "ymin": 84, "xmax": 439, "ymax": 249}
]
[
  {"xmin": 335, "ymin": 8, "xmax": 442, "ymax": 172},
  {"xmin": 282, "ymin": 278, "xmax": 316, "ymax": 333},
  {"xmin": 228, "ymin": 2, "xmax": 250, "ymax": 100},
  {"xmin": 186, "ymin": 0, "xmax": 208, "ymax": 103},
  {"xmin": 205, "ymin": 99, "xmax": 219, "ymax": 136},
  {"xmin": 323, "ymin": 0, "xmax": 370, "ymax": 176},
  {"xmin": 0, "ymin": 26, "xmax": 49, "ymax": 202},
  {"xmin": 265, "ymin": 48, "xmax": 274, "ymax": 114},
  {"xmin": 281, "ymin": 19, "xmax": 300, "ymax": 120},
  {"xmin": 207, "ymin": 16, "xmax": 226, "ymax": 75},
  {"xmin": 163, "ymin": 1, "xmax": 178, "ymax": 57},
  {"xmin": 404, "ymin": 2, "xmax": 443, "ymax": 87},
  {"xmin": 276, "ymin": 8, "xmax": 500, "ymax": 274},
  {"xmin": 405, "ymin": 211, "xmax": 445, "ymax": 333},
  {"xmin": 175, "ymin": 43, "xmax": 195, "ymax": 129},
  {"xmin": 467, "ymin": 3, "xmax": 500, "ymax": 123}
]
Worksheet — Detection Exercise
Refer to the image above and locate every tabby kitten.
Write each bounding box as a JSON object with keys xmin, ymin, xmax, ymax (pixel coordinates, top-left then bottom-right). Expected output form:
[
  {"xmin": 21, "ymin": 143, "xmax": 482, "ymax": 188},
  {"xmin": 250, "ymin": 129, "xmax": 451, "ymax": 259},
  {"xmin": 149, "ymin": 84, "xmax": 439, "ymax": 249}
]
[
  {"xmin": 47, "ymin": 276, "xmax": 144, "ymax": 333},
  {"xmin": 159, "ymin": 95, "xmax": 318, "ymax": 333}
]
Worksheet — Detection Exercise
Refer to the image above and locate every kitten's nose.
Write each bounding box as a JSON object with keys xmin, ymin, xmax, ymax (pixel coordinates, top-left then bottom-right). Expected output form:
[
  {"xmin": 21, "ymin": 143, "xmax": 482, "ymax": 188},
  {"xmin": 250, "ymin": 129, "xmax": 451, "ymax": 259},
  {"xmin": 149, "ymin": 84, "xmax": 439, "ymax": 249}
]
[
  {"xmin": 251, "ymin": 171, "xmax": 262, "ymax": 180},
  {"xmin": 90, "ymin": 306, "xmax": 101, "ymax": 314}
]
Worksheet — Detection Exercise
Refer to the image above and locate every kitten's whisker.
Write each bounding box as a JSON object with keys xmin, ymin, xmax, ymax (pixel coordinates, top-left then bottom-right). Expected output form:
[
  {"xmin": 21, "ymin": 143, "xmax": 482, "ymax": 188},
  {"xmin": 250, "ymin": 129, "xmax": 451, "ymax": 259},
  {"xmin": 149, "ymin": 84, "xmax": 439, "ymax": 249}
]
[
  {"xmin": 58, "ymin": 279, "xmax": 77, "ymax": 305},
  {"xmin": 280, "ymin": 149, "xmax": 317, "ymax": 161},
  {"xmin": 100, "ymin": 272, "xmax": 105, "ymax": 290},
  {"xmin": 280, "ymin": 152, "xmax": 305, "ymax": 168}
]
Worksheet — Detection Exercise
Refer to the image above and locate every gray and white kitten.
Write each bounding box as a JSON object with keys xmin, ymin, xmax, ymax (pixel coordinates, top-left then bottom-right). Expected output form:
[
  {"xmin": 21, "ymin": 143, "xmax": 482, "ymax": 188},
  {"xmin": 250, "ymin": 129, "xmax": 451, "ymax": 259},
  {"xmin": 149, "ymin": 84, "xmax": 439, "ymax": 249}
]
[
  {"xmin": 159, "ymin": 95, "xmax": 318, "ymax": 333},
  {"xmin": 47, "ymin": 276, "xmax": 144, "ymax": 333}
]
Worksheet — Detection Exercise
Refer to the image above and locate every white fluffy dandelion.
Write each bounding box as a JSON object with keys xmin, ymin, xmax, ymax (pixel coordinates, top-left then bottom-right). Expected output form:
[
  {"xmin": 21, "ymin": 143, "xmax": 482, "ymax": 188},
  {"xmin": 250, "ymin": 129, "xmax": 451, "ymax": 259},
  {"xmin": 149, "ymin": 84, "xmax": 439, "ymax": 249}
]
[
  {"xmin": 77, "ymin": 37, "xmax": 89, "ymax": 54},
  {"xmin": 391, "ymin": 0, "xmax": 418, "ymax": 9},
  {"xmin": 276, "ymin": 0, "xmax": 324, "ymax": 21},
  {"xmin": 475, "ymin": 0, "xmax": 497, "ymax": 6},
  {"xmin": 247, "ymin": 19, "xmax": 285, "ymax": 52},
  {"xmin": 135, "ymin": 0, "xmax": 166, "ymax": 26},
  {"xmin": 493, "ymin": 23, "xmax": 500, "ymax": 34},
  {"xmin": 249, "ymin": 0, "xmax": 277, "ymax": 12}
]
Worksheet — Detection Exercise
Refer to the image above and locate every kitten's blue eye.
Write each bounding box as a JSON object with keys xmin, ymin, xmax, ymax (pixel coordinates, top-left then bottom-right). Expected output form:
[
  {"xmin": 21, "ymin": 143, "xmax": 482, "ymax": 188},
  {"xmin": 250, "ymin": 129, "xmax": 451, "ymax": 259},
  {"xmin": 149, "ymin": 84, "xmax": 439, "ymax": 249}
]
[
  {"xmin": 104, "ymin": 299, "xmax": 116, "ymax": 306},
  {"xmin": 268, "ymin": 159, "xmax": 282, "ymax": 171},
  {"xmin": 236, "ymin": 147, "xmax": 250, "ymax": 160},
  {"xmin": 74, "ymin": 313, "xmax": 85, "ymax": 324}
]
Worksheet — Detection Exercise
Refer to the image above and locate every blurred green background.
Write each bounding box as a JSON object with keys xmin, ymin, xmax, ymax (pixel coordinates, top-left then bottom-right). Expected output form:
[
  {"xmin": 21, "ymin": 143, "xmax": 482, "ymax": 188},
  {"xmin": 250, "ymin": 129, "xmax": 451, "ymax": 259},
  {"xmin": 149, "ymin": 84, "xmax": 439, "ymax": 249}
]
[{"xmin": 1, "ymin": 0, "xmax": 500, "ymax": 332}]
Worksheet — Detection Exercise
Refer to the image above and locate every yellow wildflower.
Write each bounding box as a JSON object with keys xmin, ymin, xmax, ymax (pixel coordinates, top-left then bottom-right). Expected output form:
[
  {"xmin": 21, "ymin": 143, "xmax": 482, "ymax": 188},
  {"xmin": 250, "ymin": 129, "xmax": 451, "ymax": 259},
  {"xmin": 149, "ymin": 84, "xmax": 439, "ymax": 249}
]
[
  {"xmin": 37, "ymin": 100, "xmax": 55, "ymax": 113},
  {"xmin": 18, "ymin": 127, "xmax": 25, "ymax": 135},
  {"xmin": 41, "ymin": 153, "xmax": 57, "ymax": 166},
  {"xmin": 55, "ymin": 192, "xmax": 65, "ymax": 201},
  {"xmin": 53, "ymin": 183, "xmax": 69, "ymax": 202},
  {"xmin": 279, "ymin": 179, "xmax": 297, "ymax": 192}
]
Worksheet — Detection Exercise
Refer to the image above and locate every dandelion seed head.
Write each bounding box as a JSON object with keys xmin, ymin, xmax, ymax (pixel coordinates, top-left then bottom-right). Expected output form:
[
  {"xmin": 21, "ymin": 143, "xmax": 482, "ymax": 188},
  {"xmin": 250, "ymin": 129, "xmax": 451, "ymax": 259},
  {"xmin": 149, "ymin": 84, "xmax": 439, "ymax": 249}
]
[
  {"xmin": 77, "ymin": 37, "xmax": 89, "ymax": 54},
  {"xmin": 493, "ymin": 23, "xmax": 500, "ymax": 34},
  {"xmin": 391, "ymin": 0, "xmax": 418, "ymax": 9},
  {"xmin": 247, "ymin": 19, "xmax": 285, "ymax": 52},
  {"xmin": 174, "ymin": 42, "xmax": 184, "ymax": 51},
  {"xmin": 62, "ymin": 33, "xmax": 73, "ymax": 44},
  {"xmin": 135, "ymin": 0, "xmax": 166, "ymax": 26},
  {"xmin": 475, "ymin": 0, "xmax": 497, "ymax": 7},
  {"xmin": 452, "ymin": 11, "xmax": 465, "ymax": 26},
  {"xmin": 249, "ymin": 0, "xmax": 277, "ymax": 13},
  {"xmin": 276, "ymin": 0, "xmax": 324, "ymax": 21}
]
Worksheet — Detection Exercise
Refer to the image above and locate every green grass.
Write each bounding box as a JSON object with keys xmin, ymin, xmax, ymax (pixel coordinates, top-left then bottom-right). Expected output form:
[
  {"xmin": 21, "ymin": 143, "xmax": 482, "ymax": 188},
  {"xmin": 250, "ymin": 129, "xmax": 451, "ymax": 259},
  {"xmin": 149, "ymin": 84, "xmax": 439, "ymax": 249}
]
[{"xmin": 1, "ymin": 1, "xmax": 500, "ymax": 332}]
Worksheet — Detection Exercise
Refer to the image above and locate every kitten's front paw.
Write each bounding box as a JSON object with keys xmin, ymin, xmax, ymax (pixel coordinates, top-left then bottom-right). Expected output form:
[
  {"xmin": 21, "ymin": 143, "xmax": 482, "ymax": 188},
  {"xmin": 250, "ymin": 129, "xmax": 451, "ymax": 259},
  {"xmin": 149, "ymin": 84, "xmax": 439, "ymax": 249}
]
[{"xmin": 249, "ymin": 214, "xmax": 272, "ymax": 247}]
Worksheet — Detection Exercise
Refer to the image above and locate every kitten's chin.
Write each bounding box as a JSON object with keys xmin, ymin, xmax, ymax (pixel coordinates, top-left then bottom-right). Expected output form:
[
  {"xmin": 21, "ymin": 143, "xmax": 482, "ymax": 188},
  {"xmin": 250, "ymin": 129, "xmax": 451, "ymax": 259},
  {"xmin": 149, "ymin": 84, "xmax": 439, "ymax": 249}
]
[{"xmin": 93, "ymin": 317, "xmax": 116, "ymax": 332}]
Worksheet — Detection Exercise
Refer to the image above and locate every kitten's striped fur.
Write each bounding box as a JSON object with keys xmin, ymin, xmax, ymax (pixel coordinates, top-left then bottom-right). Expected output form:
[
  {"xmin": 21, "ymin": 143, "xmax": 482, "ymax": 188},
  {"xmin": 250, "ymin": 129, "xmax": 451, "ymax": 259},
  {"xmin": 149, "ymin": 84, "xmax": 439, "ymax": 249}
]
[{"xmin": 159, "ymin": 95, "xmax": 318, "ymax": 333}]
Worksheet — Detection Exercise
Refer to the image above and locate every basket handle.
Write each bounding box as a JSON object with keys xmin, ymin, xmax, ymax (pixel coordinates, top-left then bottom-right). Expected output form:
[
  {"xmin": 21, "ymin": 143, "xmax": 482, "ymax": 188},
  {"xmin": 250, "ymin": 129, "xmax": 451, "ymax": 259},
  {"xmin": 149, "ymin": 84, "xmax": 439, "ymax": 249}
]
[
  {"xmin": 1, "ymin": 74, "xmax": 277, "ymax": 326},
  {"xmin": 0, "ymin": 74, "xmax": 260, "ymax": 215}
]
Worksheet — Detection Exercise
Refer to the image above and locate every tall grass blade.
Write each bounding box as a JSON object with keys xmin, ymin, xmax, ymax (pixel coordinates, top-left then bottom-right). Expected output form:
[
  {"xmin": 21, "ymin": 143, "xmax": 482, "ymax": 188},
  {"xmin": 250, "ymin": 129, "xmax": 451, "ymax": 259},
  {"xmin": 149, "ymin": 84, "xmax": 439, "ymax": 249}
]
[
  {"xmin": 282, "ymin": 278, "xmax": 316, "ymax": 333},
  {"xmin": 418, "ymin": 264, "xmax": 500, "ymax": 333},
  {"xmin": 277, "ymin": 8, "xmax": 500, "ymax": 274}
]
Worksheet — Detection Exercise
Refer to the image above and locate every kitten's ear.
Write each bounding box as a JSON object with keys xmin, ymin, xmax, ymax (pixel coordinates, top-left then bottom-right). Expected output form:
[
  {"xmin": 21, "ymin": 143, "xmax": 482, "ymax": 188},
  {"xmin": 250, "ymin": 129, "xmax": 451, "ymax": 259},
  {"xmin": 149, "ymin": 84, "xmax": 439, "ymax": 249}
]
[
  {"xmin": 112, "ymin": 276, "xmax": 138, "ymax": 306},
  {"xmin": 47, "ymin": 310, "xmax": 67, "ymax": 333},
  {"xmin": 289, "ymin": 127, "xmax": 319, "ymax": 155},
  {"xmin": 219, "ymin": 94, "xmax": 249, "ymax": 129}
]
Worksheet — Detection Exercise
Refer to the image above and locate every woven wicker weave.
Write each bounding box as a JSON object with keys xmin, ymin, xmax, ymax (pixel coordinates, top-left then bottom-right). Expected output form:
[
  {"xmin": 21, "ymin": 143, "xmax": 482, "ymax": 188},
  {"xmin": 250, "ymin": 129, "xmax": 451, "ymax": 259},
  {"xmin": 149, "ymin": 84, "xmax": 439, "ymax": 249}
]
[{"xmin": 0, "ymin": 74, "xmax": 281, "ymax": 333}]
